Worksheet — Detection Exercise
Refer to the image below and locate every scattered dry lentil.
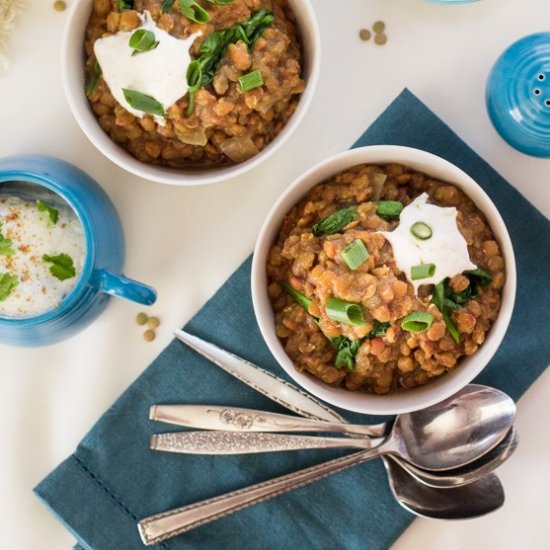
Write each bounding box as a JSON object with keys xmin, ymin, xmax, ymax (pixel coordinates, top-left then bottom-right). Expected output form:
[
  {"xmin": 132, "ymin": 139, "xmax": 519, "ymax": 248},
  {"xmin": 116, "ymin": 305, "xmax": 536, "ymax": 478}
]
[
  {"xmin": 53, "ymin": 1, "xmax": 67, "ymax": 12},
  {"xmin": 359, "ymin": 29, "xmax": 371, "ymax": 41},
  {"xmin": 143, "ymin": 329, "xmax": 156, "ymax": 342},
  {"xmin": 373, "ymin": 20, "xmax": 385, "ymax": 33},
  {"xmin": 136, "ymin": 312, "xmax": 148, "ymax": 325},
  {"xmin": 374, "ymin": 33, "xmax": 388, "ymax": 46},
  {"xmin": 147, "ymin": 316, "xmax": 161, "ymax": 329}
]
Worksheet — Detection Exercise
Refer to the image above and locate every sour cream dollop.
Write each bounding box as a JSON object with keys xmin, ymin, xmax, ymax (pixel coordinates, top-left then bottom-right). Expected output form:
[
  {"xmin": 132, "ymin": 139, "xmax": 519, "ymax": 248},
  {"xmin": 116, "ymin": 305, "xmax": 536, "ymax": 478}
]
[
  {"xmin": 94, "ymin": 11, "xmax": 198, "ymax": 123},
  {"xmin": 381, "ymin": 193, "xmax": 477, "ymax": 292}
]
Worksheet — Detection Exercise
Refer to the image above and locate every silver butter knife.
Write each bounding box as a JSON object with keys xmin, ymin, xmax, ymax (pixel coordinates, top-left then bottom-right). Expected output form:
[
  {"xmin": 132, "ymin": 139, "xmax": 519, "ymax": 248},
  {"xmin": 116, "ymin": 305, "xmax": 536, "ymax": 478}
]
[
  {"xmin": 150, "ymin": 404, "xmax": 388, "ymax": 437},
  {"xmin": 173, "ymin": 328, "xmax": 386, "ymax": 438}
]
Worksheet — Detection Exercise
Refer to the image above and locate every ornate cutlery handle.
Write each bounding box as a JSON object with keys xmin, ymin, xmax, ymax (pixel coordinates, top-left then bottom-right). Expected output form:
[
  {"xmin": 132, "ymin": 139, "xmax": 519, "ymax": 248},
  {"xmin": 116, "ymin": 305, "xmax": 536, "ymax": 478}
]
[
  {"xmin": 150, "ymin": 404, "xmax": 389, "ymax": 437},
  {"xmin": 151, "ymin": 431, "xmax": 385, "ymax": 455},
  {"xmin": 138, "ymin": 447, "xmax": 380, "ymax": 546}
]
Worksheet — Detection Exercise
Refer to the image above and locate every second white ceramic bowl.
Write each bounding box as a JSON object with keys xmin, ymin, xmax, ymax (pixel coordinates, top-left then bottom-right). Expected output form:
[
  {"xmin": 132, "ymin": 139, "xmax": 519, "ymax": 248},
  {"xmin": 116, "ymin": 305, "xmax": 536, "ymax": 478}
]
[
  {"xmin": 252, "ymin": 145, "xmax": 516, "ymax": 415},
  {"xmin": 62, "ymin": 0, "xmax": 321, "ymax": 186}
]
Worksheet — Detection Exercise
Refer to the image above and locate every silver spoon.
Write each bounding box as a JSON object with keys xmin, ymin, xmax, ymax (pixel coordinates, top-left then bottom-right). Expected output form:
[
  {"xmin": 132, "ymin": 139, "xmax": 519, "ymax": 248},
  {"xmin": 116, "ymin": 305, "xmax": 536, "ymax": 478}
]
[
  {"xmin": 173, "ymin": 330, "xmax": 514, "ymax": 488},
  {"xmin": 141, "ymin": 386, "xmax": 516, "ymax": 546},
  {"xmin": 384, "ymin": 463, "xmax": 505, "ymax": 520},
  {"xmin": 394, "ymin": 426, "xmax": 518, "ymax": 488},
  {"xmin": 150, "ymin": 403, "xmax": 389, "ymax": 438},
  {"xmin": 150, "ymin": 403, "xmax": 518, "ymax": 488},
  {"xmin": 151, "ymin": 385, "xmax": 515, "ymax": 471}
]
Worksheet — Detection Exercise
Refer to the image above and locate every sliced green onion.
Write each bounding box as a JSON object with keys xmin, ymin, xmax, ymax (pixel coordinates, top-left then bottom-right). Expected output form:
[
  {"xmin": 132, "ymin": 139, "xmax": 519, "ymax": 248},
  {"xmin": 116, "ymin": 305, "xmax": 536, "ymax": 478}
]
[
  {"xmin": 410, "ymin": 221, "xmax": 432, "ymax": 240},
  {"xmin": 376, "ymin": 200, "xmax": 403, "ymax": 219},
  {"xmin": 186, "ymin": 60, "xmax": 202, "ymax": 116},
  {"xmin": 411, "ymin": 263, "xmax": 436, "ymax": 280},
  {"xmin": 283, "ymin": 282, "xmax": 312, "ymax": 312},
  {"xmin": 122, "ymin": 89, "xmax": 165, "ymax": 117},
  {"xmin": 341, "ymin": 239, "xmax": 369, "ymax": 270},
  {"xmin": 239, "ymin": 70, "xmax": 264, "ymax": 92},
  {"xmin": 312, "ymin": 206, "xmax": 358, "ymax": 237},
  {"xmin": 401, "ymin": 311, "xmax": 434, "ymax": 333},
  {"xmin": 129, "ymin": 29, "xmax": 159, "ymax": 55},
  {"xmin": 326, "ymin": 298, "xmax": 366, "ymax": 326},
  {"xmin": 205, "ymin": 0, "xmax": 235, "ymax": 4},
  {"xmin": 178, "ymin": 0, "xmax": 210, "ymax": 24}
]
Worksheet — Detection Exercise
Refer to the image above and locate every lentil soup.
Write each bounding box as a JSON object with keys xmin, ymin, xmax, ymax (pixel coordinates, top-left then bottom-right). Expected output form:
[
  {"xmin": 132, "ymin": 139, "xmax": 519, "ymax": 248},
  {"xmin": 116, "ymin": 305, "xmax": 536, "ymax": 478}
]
[
  {"xmin": 84, "ymin": 0, "xmax": 305, "ymax": 168},
  {"xmin": 266, "ymin": 163, "xmax": 505, "ymax": 395}
]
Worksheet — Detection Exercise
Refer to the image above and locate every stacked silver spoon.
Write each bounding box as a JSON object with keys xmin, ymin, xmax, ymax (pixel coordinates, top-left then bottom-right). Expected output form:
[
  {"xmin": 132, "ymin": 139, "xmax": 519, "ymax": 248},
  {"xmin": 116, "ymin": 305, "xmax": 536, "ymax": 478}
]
[{"xmin": 137, "ymin": 330, "xmax": 518, "ymax": 546}]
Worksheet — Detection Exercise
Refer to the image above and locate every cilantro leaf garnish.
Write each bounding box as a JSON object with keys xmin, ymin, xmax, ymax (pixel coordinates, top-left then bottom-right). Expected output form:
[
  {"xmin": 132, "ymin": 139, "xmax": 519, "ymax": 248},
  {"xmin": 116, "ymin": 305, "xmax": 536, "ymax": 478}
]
[
  {"xmin": 43, "ymin": 254, "xmax": 76, "ymax": 281},
  {"xmin": 36, "ymin": 200, "xmax": 59, "ymax": 225},
  {"xmin": 0, "ymin": 273, "xmax": 18, "ymax": 302},
  {"xmin": 0, "ymin": 222, "xmax": 15, "ymax": 256}
]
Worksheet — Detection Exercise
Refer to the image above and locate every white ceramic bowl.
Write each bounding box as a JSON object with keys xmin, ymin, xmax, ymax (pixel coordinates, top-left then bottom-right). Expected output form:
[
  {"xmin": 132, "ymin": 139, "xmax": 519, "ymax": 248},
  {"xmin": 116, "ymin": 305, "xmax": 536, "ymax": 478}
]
[
  {"xmin": 252, "ymin": 145, "xmax": 516, "ymax": 415},
  {"xmin": 62, "ymin": 0, "xmax": 321, "ymax": 186}
]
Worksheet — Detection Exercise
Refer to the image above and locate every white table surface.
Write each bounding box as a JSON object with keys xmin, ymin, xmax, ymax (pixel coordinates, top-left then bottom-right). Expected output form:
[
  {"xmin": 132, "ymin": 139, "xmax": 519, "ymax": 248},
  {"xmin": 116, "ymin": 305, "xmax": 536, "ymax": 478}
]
[{"xmin": 1, "ymin": 0, "xmax": 549, "ymax": 548}]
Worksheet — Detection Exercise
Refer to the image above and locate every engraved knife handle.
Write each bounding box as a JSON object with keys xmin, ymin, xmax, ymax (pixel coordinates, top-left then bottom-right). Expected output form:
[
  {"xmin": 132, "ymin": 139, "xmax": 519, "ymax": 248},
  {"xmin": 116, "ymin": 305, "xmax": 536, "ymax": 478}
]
[
  {"xmin": 150, "ymin": 404, "xmax": 389, "ymax": 438},
  {"xmin": 150, "ymin": 431, "xmax": 386, "ymax": 455},
  {"xmin": 138, "ymin": 447, "xmax": 381, "ymax": 546}
]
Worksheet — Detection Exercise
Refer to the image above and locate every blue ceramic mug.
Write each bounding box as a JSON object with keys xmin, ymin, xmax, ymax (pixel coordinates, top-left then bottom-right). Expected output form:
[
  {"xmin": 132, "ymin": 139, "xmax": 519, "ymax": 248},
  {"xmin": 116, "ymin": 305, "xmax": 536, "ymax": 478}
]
[{"xmin": 0, "ymin": 155, "xmax": 157, "ymax": 346}]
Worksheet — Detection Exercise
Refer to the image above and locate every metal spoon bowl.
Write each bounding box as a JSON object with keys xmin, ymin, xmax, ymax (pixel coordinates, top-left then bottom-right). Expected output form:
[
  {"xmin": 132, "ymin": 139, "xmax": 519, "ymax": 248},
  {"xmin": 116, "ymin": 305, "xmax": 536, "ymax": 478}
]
[
  {"xmin": 385, "ymin": 463, "xmax": 505, "ymax": 520},
  {"xmin": 392, "ymin": 426, "xmax": 519, "ymax": 488}
]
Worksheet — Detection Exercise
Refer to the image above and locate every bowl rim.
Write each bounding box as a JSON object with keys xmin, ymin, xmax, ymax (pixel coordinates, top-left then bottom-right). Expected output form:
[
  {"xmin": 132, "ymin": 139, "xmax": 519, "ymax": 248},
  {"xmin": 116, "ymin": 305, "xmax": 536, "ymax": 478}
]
[
  {"xmin": 251, "ymin": 145, "xmax": 517, "ymax": 415},
  {"xmin": 61, "ymin": 0, "xmax": 322, "ymax": 186}
]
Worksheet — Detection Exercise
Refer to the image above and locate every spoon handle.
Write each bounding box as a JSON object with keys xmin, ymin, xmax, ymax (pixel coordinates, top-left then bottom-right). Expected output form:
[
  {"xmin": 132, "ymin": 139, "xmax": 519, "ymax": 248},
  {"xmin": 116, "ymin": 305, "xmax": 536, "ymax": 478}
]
[
  {"xmin": 151, "ymin": 431, "xmax": 385, "ymax": 455},
  {"xmin": 139, "ymin": 448, "xmax": 378, "ymax": 546},
  {"xmin": 150, "ymin": 404, "xmax": 388, "ymax": 437}
]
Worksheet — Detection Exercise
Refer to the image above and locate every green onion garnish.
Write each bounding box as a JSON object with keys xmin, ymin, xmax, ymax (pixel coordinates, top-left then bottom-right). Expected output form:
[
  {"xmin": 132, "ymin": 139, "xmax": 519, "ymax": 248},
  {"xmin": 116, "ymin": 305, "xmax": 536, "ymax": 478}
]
[
  {"xmin": 283, "ymin": 282, "xmax": 313, "ymax": 312},
  {"xmin": 312, "ymin": 206, "xmax": 358, "ymax": 237},
  {"xmin": 129, "ymin": 29, "xmax": 159, "ymax": 55},
  {"xmin": 161, "ymin": 0, "xmax": 176, "ymax": 11},
  {"xmin": 122, "ymin": 89, "xmax": 165, "ymax": 117},
  {"xmin": 376, "ymin": 200, "xmax": 404, "ymax": 219},
  {"xmin": 205, "ymin": 0, "xmax": 235, "ymax": 4},
  {"xmin": 411, "ymin": 263, "xmax": 436, "ymax": 280},
  {"xmin": 178, "ymin": 0, "xmax": 210, "ymax": 24},
  {"xmin": 341, "ymin": 239, "xmax": 369, "ymax": 270},
  {"xmin": 410, "ymin": 221, "xmax": 432, "ymax": 240},
  {"xmin": 239, "ymin": 70, "xmax": 264, "ymax": 92},
  {"xmin": 401, "ymin": 311, "xmax": 434, "ymax": 333},
  {"xmin": 326, "ymin": 298, "xmax": 366, "ymax": 326}
]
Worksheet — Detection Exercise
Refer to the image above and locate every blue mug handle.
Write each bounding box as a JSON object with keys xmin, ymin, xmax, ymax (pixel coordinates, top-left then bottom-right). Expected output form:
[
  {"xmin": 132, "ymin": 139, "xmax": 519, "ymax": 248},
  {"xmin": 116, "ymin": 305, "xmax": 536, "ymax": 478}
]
[{"xmin": 97, "ymin": 270, "xmax": 157, "ymax": 306}]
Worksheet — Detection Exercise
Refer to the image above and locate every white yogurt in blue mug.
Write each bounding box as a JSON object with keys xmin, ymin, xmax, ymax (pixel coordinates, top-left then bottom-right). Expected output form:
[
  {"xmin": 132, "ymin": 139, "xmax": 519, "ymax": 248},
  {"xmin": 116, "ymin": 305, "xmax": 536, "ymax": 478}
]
[{"xmin": 0, "ymin": 155, "xmax": 157, "ymax": 346}]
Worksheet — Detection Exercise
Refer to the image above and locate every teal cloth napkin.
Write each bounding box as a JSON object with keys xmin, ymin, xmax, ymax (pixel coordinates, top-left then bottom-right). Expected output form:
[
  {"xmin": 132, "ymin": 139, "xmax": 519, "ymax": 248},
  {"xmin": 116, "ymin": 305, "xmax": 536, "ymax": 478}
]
[{"xmin": 37, "ymin": 89, "xmax": 550, "ymax": 550}]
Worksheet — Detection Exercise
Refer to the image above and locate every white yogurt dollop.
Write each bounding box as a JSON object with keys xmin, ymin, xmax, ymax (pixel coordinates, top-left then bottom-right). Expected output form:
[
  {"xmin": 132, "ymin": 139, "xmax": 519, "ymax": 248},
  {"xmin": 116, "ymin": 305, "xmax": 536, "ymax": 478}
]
[
  {"xmin": 381, "ymin": 193, "xmax": 477, "ymax": 292},
  {"xmin": 94, "ymin": 11, "xmax": 198, "ymax": 124},
  {"xmin": 0, "ymin": 194, "xmax": 86, "ymax": 318}
]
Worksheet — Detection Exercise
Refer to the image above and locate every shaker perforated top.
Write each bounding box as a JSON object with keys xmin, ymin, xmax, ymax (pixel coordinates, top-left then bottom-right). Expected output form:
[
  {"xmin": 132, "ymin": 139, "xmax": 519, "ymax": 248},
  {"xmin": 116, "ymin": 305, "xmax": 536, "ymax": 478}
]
[{"xmin": 486, "ymin": 32, "xmax": 550, "ymax": 158}]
